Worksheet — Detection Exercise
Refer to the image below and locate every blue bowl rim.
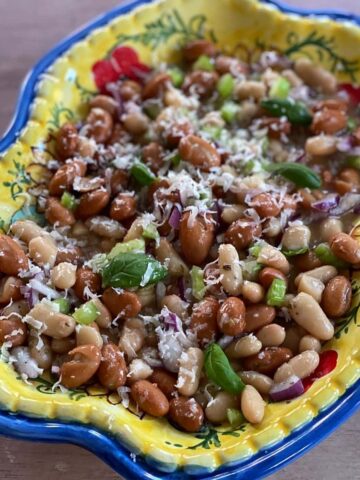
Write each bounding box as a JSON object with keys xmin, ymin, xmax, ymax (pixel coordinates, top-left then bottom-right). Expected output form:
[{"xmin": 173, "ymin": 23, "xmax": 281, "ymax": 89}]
[{"xmin": 0, "ymin": 1, "xmax": 360, "ymax": 479}]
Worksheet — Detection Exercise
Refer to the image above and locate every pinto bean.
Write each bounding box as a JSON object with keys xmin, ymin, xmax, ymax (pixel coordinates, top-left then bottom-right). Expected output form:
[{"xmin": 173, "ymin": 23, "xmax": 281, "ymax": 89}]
[
  {"xmin": 322, "ymin": 275, "xmax": 352, "ymax": 318},
  {"xmin": 217, "ymin": 297, "xmax": 246, "ymax": 336},
  {"xmin": 190, "ymin": 297, "xmax": 219, "ymax": 346},
  {"xmin": 98, "ymin": 343, "xmax": 128, "ymax": 390},
  {"xmin": 183, "ymin": 40, "xmax": 216, "ymax": 62},
  {"xmin": 149, "ymin": 368, "xmax": 177, "ymax": 398},
  {"xmin": 182, "ymin": 71, "xmax": 219, "ymax": 98},
  {"xmin": 258, "ymin": 268, "xmax": 287, "ymax": 289},
  {"xmin": 179, "ymin": 211, "xmax": 214, "ymax": 265},
  {"xmin": 142, "ymin": 142, "xmax": 164, "ymax": 173},
  {"xmin": 61, "ymin": 345, "xmax": 101, "ymax": 388},
  {"xmin": 251, "ymin": 193, "xmax": 280, "ymax": 218},
  {"xmin": 179, "ymin": 135, "xmax": 221, "ymax": 171},
  {"xmin": 169, "ymin": 397, "xmax": 204, "ymax": 432},
  {"xmin": 86, "ymin": 107, "xmax": 113, "ymax": 143},
  {"xmin": 131, "ymin": 380, "xmax": 169, "ymax": 417},
  {"xmin": 109, "ymin": 193, "xmax": 137, "ymax": 222},
  {"xmin": 73, "ymin": 267, "xmax": 101, "ymax": 301},
  {"xmin": 242, "ymin": 347, "xmax": 293, "ymax": 375},
  {"xmin": 56, "ymin": 122, "xmax": 79, "ymax": 160},
  {"xmin": 76, "ymin": 189, "xmax": 110, "ymax": 219},
  {"xmin": 224, "ymin": 218, "xmax": 262, "ymax": 250},
  {"xmin": 245, "ymin": 304, "xmax": 276, "ymax": 332},
  {"xmin": 55, "ymin": 245, "xmax": 82, "ymax": 265},
  {"xmin": 89, "ymin": 95, "xmax": 118, "ymax": 118},
  {"xmin": 292, "ymin": 251, "xmax": 322, "ymax": 272},
  {"xmin": 102, "ymin": 288, "xmax": 141, "ymax": 318},
  {"xmin": 49, "ymin": 159, "xmax": 87, "ymax": 196},
  {"xmin": 331, "ymin": 232, "xmax": 360, "ymax": 264},
  {"xmin": 0, "ymin": 276, "xmax": 23, "ymax": 304},
  {"xmin": 0, "ymin": 317, "xmax": 27, "ymax": 347},
  {"xmin": 311, "ymin": 108, "xmax": 347, "ymax": 135},
  {"xmin": 0, "ymin": 234, "xmax": 28, "ymax": 275},
  {"xmin": 45, "ymin": 197, "xmax": 75, "ymax": 226},
  {"xmin": 142, "ymin": 73, "xmax": 170, "ymax": 100}
]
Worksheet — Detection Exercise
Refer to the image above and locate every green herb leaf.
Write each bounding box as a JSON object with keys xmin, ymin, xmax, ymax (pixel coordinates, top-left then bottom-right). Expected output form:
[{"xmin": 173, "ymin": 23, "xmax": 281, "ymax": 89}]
[
  {"xmin": 261, "ymin": 98, "xmax": 312, "ymax": 125},
  {"xmin": 264, "ymin": 162, "xmax": 321, "ymax": 189},
  {"xmin": 131, "ymin": 162, "xmax": 156, "ymax": 186},
  {"xmin": 204, "ymin": 343, "xmax": 245, "ymax": 394},
  {"xmin": 102, "ymin": 252, "xmax": 168, "ymax": 288}
]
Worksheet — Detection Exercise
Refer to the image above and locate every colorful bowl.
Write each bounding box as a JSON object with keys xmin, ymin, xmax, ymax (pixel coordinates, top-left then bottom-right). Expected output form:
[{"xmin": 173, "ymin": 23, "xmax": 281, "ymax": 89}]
[{"xmin": 1, "ymin": 0, "xmax": 360, "ymax": 478}]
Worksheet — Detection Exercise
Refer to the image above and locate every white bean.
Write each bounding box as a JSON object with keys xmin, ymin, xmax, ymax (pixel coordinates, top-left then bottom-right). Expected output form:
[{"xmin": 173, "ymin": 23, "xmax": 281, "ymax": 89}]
[
  {"xmin": 27, "ymin": 303, "xmax": 75, "ymax": 338},
  {"xmin": 256, "ymin": 324, "xmax": 285, "ymax": 347},
  {"xmin": 274, "ymin": 362, "xmax": 294, "ymax": 383},
  {"xmin": 161, "ymin": 295, "xmax": 188, "ymax": 320},
  {"xmin": 118, "ymin": 318, "xmax": 146, "ymax": 360},
  {"xmin": 76, "ymin": 324, "xmax": 103, "ymax": 348},
  {"xmin": 205, "ymin": 391, "xmax": 238, "ymax": 423},
  {"xmin": 299, "ymin": 335, "xmax": 322, "ymax": 353},
  {"xmin": 235, "ymin": 80, "xmax": 266, "ymax": 100},
  {"xmin": 137, "ymin": 285, "xmax": 156, "ymax": 308},
  {"xmin": 241, "ymin": 281, "xmax": 264, "ymax": 303},
  {"xmin": 282, "ymin": 225, "xmax": 311, "ymax": 251},
  {"xmin": 155, "ymin": 238, "xmax": 189, "ymax": 277},
  {"xmin": 28, "ymin": 333, "xmax": 53, "ymax": 369},
  {"xmin": 295, "ymin": 265, "xmax": 337, "ymax": 287},
  {"xmin": 10, "ymin": 220, "xmax": 46, "ymax": 243},
  {"xmin": 28, "ymin": 236, "xmax": 58, "ymax": 267},
  {"xmin": 50, "ymin": 262, "xmax": 77, "ymax": 290},
  {"xmin": 320, "ymin": 218, "xmax": 343, "ymax": 243},
  {"xmin": 297, "ymin": 275, "xmax": 325, "ymax": 303},
  {"xmin": 218, "ymin": 244, "xmax": 243, "ymax": 295},
  {"xmin": 305, "ymin": 135, "xmax": 337, "ymax": 156},
  {"xmin": 257, "ymin": 244, "xmax": 289, "ymax": 274},
  {"xmin": 225, "ymin": 335, "xmax": 262, "ymax": 359},
  {"xmin": 177, "ymin": 347, "xmax": 204, "ymax": 396},
  {"xmin": 128, "ymin": 359, "xmax": 153, "ymax": 381},
  {"xmin": 221, "ymin": 205, "xmax": 246, "ymax": 224},
  {"xmin": 92, "ymin": 298, "xmax": 112, "ymax": 328},
  {"xmin": 289, "ymin": 292, "xmax": 334, "ymax": 340},
  {"xmin": 239, "ymin": 371, "xmax": 273, "ymax": 395},
  {"xmin": 241, "ymin": 385, "xmax": 265, "ymax": 424},
  {"xmin": 294, "ymin": 58, "xmax": 337, "ymax": 93},
  {"xmin": 288, "ymin": 350, "xmax": 320, "ymax": 379}
]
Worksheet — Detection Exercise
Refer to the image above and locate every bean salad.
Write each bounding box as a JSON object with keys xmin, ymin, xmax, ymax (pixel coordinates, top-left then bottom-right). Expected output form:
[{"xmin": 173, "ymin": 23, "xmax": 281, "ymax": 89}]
[{"xmin": 1, "ymin": 40, "xmax": 359, "ymax": 431}]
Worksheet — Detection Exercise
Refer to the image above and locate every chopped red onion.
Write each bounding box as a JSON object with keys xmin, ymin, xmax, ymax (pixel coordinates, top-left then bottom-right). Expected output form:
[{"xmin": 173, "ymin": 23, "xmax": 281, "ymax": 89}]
[
  {"xmin": 168, "ymin": 205, "xmax": 182, "ymax": 229},
  {"xmin": 311, "ymin": 194, "xmax": 339, "ymax": 212},
  {"xmin": 269, "ymin": 375, "xmax": 304, "ymax": 402},
  {"xmin": 160, "ymin": 308, "xmax": 181, "ymax": 332},
  {"xmin": 331, "ymin": 193, "xmax": 360, "ymax": 216},
  {"xmin": 337, "ymin": 135, "xmax": 355, "ymax": 153},
  {"xmin": 295, "ymin": 151, "xmax": 306, "ymax": 163}
]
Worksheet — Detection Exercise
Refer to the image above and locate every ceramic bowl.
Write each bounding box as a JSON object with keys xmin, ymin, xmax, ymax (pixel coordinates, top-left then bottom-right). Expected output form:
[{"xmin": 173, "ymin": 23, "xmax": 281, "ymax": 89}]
[{"xmin": 0, "ymin": 1, "xmax": 360, "ymax": 478}]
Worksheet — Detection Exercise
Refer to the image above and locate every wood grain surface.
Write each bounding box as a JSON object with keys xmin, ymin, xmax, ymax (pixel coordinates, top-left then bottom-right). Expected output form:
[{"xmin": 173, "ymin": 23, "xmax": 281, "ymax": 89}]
[{"xmin": 0, "ymin": 1, "xmax": 359, "ymax": 479}]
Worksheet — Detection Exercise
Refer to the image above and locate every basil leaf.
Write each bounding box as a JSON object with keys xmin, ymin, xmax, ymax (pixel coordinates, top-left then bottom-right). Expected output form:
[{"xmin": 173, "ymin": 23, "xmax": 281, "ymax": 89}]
[
  {"xmin": 261, "ymin": 98, "xmax": 312, "ymax": 125},
  {"xmin": 204, "ymin": 344, "xmax": 245, "ymax": 394},
  {"xmin": 102, "ymin": 252, "xmax": 167, "ymax": 288},
  {"xmin": 131, "ymin": 162, "xmax": 156, "ymax": 186},
  {"xmin": 264, "ymin": 163, "xmax": 321, "ymax": 190}
]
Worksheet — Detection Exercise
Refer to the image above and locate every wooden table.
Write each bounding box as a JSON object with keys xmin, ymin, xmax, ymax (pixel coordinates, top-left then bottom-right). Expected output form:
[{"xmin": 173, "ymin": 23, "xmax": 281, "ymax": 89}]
[{"xmin": 0, "ymin": 0, "xmax": 359, "ymax": 478}]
